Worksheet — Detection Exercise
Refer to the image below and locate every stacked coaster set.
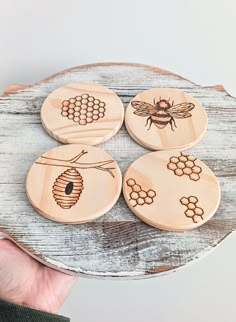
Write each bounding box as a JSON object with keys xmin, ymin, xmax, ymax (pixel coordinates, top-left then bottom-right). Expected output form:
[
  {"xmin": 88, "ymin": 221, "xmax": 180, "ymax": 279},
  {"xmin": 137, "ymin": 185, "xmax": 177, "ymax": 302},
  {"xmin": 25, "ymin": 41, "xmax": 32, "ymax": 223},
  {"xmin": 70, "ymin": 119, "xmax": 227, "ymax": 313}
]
[{"xmin": 26, "ymin": 83, "xmax": 220, "ymax": 231}]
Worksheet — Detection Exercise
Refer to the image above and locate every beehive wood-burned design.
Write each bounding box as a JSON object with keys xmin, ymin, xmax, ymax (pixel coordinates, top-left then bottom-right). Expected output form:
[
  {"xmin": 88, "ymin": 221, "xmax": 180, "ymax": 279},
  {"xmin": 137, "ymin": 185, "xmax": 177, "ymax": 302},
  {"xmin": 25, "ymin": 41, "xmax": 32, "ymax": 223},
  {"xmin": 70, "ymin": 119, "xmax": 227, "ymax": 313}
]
[
  {"xmin": 35, "ymin": 150, "xmax": 115, "ymax": 209},
  {"xmin": 167, "ymin": 152, "xmax": 202, "ymax": 181},
  {"xmin": 61, "ymin": 94, "xmax": 106, "ymax": 125},
  {"xmin": 131, "ymin": 97, "xmax": 195, "ymax": 131},
  {"xmin": 52, "ymin": 168, "xmax": 83, "ymax": 209},
  {"xmin": 126, "ymin": 178, "xmax": 156, "ymax": 207},
  {"xmin": 180, "ymin": 196, "xmax": 204, "ymax": 223},
  {"xmin": 1, "ymin": 63, "xmax": 232, "ymax": 279}
]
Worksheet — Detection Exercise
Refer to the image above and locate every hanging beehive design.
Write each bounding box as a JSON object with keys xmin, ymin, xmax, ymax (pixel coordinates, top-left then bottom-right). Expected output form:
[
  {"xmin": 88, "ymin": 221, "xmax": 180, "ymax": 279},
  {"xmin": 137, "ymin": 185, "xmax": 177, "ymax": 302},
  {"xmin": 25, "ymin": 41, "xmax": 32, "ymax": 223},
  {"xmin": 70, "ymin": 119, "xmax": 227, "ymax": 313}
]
[
  {"xmin": 52, "ymin": 168, "xmax": 84, "ymax": 209},
  {"xmin": 35, "ymin": 149, "xmax": 115, "ymax": 210}
]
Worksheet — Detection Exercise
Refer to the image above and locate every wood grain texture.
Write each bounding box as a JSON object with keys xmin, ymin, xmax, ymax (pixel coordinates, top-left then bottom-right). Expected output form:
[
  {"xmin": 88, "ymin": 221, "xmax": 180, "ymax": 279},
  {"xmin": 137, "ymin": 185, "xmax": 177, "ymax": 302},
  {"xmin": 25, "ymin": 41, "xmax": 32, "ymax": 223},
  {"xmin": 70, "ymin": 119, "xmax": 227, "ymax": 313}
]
[
  {"xmin": 41, "ymin": 82, "xmax": 124, "ymax": 145},
  {"xmin": 0, "ymin": 62, "xmax": 235, "ymax": 279},
  {"xmin": 26, "ymin": 144, "xmax": 122, "ymax": 223},
  {"xmin": 123, "ymin": 151, "xmax": 220, "ymax": 231},
  {"xmin": 125, "ymin": 88, "xmax": 208, "ymax": 150}
]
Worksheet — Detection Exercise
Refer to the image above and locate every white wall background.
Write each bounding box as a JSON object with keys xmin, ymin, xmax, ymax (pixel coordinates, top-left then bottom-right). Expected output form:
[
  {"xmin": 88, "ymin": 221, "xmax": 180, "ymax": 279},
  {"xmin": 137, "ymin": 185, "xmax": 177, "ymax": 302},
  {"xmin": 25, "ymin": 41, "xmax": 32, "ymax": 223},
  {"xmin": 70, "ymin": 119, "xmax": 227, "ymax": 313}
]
[{"xmin": 1, "ymin": 0, "xmax": 236, "ymax": 321}]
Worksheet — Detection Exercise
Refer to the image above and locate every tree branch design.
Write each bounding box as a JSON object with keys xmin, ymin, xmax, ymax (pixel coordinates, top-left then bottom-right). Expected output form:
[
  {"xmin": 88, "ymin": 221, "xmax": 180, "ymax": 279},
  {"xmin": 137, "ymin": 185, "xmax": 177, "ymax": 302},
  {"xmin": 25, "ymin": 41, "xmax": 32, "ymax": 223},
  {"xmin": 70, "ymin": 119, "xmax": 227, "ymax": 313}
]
[{"xmin": 35, "ymin": 150, "xmax": 116, "ymax": 178}]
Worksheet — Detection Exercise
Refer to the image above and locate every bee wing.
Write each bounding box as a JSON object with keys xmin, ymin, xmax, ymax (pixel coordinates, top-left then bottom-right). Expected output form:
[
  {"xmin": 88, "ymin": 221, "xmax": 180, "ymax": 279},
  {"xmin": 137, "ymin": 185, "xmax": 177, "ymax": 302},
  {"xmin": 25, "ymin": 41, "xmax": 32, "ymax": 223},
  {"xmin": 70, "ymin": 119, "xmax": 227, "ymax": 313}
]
[
  {"xmin": 131, "ymin": 101, "xmax": 157, "ymax": 117},
  {"xmin": 167, "ymin": 102, "xmax": 195, "ymax": 119}
]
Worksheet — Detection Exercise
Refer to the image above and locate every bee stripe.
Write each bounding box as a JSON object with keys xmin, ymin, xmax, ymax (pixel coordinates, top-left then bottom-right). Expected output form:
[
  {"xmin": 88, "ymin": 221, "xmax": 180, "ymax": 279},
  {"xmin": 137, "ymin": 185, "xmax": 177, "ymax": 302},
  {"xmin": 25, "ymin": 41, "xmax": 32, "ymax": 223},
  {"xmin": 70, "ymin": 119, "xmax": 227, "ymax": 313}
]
[
  {"xmin": 154, "ymin": 120, "xmax": 170, "ymax": 125},
  {"xmin": 156, "ymin": 112, "xmax": 170, "ymax": 117}
]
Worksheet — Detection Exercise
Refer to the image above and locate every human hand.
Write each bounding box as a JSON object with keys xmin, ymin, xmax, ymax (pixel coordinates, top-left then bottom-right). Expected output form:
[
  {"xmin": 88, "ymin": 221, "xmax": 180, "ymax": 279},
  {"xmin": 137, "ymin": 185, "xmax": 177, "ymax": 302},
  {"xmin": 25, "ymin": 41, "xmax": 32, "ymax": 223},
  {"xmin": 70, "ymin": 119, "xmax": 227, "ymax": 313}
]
[{"xmin": 0, "ymin": 238, "xmax": 77, "ymax": 314}]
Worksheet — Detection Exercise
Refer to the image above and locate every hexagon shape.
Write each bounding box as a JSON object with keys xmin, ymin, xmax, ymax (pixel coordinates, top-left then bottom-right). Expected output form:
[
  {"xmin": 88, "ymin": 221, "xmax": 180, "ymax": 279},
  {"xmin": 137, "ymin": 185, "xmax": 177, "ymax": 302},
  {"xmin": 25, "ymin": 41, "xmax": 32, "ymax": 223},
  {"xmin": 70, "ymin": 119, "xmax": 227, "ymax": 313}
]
[
  {"xmin": 144, "ymin": 197, "xmax": 153, "ymax": 204},
  {"xmin": 130, "ymin": 192, "xmax": 139, "ymax": 200},
  {"xmin": 179, "ymin": 155, "xmax": 188, "ymax": 162},
  {"xmin": 185, "ymin": 160, "xmax": 194, "ymax": 168},
  {"xmin": 129, "ymin": 199, "xmax": 137, "ymax": 207},
  {"xmin": 183, "ymin": 167, "xmax": 192, "ymax": 175},
  {"xmin": 180, "ymin": 197, "xmax": 189, "ymax": 205},
  {"xmin": 167, "ymin": 163, "xmax": 177, "ymax": 171},
  {"xmin": 127, "ymin": 178, "xmax": 136, "ymax": 187},
  {"xmin": 185, "ymin": 209, "xmax": 195, "ymax": 218},
  {"xmin": 68, "ymin": 108, "xmax": 74, "ymax": 114},
  {"xmin": 189, "ymin": 173, "xmax": 200, "ymax": 181},
  {"xmin": 193, "ymin": 215, "xmax": 203, "ymax": 223},
  {"xmin": 187, "ymin": 155, "xmax": 196, "ymax": 162},
  {"xmin": 188, "ymin": 203, "xmax": 196, "ymax": 210},
  {"xmin": 192, "ymin": 166, "xmax": 202, "ymax": 174},
  {"xmin": 137, "ymin": 198, "xmax": 145, "ymax": 205},
  {"xmin": 189, "ymin": 196, "xmax": 198, "ymax": 204},
  {"xmin": 139, "ymin": 190, "xmax": 147, "ymax": 198},
  {"xmin": 132, "ymin": 184, "xmax": 141, "ymax": 192},
  {"xmin": 194, "ymin": 207, "xmax": 204, "ymax": 216},
  {"xmin": 62, "ymin": 100, "xmax": 70, "ymax": 107},
  {"xmin": 174, "ymin": 168, "xmax": 184, "ymax": 176},
  {"xmin": 170, "ymin": 157, "xmax": 179, "ymax": 164},
  {"xmin": 147, "ymin": 190, "xmax": 156, "ymax": 198},
  {"xmin": 177, "ymin": 161, "xmax": 185, "ymax": 169}
]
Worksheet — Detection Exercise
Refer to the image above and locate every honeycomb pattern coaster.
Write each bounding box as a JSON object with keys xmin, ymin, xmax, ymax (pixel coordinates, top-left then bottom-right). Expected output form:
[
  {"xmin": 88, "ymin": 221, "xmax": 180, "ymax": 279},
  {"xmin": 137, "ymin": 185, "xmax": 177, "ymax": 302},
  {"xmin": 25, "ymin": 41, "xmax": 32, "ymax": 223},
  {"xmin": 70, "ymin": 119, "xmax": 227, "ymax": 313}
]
[
  {"xmin": 41, "ymin": 83, "xmax": 124, "ymax": 145},
  {"xmin": 26, "ymin": 144, "xmax": 122, "ymax": 224},
  {"xmin": 125, "ymin": 88, "xmax": 208, "ymax": 151},
  {"xmin": 123, "ymin": 150, "xmax": 220, "ymax": 231}
]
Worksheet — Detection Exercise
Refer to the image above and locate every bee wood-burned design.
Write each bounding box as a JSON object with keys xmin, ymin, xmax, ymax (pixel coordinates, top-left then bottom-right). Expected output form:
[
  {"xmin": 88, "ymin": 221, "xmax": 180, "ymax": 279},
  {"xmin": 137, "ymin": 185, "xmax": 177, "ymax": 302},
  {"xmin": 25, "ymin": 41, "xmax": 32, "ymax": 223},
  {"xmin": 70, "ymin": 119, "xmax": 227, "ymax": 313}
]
[
  {"xmin": 61, "ymin": 94, "xmax": 106, "ymax": 125},
  {"xmin": 167, "ymin": 152, "xmax": 202, "ymax": 181},
  {"xmin": 35, "ymin": 150, "xmax": 115, "ymax": 209},
  {"xmin": 180, "ymin": 196, "xmax": 204, "ymax": 223},
  {"xmin": 131, "ymin": 97, "xmax": 195, "ymax": 131},
  {"xmin": 126, "ymin": 178, "xmax": 156, "ymax": 207}
]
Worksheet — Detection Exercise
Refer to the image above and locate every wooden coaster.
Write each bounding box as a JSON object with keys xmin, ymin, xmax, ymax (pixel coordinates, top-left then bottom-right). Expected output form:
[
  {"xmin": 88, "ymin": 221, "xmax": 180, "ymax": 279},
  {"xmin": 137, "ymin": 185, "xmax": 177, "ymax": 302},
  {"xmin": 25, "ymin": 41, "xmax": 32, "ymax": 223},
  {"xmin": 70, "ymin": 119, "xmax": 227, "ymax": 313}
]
[
  {"xmin": 125, "ymin": 88, "xmax": 208, "ymax": 150},
  {"xmin": 123, "ymin": 151, "xmax": 220, "ymax": 231},
  {"xmin": 26, "ymin": 144, "xmax": 122, "ymax": 224},
  {"xmin": 41, "ymin": 83, "xmax": 124, "ymax": 145}
]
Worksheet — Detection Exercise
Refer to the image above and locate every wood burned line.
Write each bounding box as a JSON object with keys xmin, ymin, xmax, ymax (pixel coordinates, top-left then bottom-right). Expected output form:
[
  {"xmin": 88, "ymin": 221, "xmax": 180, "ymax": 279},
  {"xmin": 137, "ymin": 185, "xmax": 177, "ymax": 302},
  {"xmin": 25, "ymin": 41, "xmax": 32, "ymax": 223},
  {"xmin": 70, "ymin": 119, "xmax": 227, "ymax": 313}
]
[
  {"xmin": 35, "ymin": 150, "xmax": 116, "ymax": 178},
  {"xmin": 35, "ymin": 150, "xmax": 116, "ymax": 209}
]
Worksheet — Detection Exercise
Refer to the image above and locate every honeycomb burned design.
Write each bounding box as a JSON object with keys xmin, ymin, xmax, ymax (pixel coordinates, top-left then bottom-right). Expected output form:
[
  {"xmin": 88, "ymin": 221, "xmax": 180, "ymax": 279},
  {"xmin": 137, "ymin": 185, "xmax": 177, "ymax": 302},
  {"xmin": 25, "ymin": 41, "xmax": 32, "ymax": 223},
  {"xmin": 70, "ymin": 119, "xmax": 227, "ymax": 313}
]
[
  {"xmin": 180, "ymin": 196, "xmax": 204, "ymax": 223},
  {"xmin": 167, "ymin": 152, "xmax": 202, "ymax": 181},
  {"xmin": 126, "ymin": 178, "xmax": 156, "ymax": 207},
  {"xmin": 61, "ymin": 94, "xmax": 106, "ymax": 125}
]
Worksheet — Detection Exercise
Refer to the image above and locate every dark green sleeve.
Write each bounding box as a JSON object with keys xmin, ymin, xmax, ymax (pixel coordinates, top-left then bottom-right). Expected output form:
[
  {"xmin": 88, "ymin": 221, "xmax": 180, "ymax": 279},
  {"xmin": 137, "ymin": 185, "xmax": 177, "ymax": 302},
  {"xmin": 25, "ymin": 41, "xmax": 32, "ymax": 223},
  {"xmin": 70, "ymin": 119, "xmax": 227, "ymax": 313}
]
[{"xmin": 0, "ymin": 299, "xmax": 70, "ymax": 321}]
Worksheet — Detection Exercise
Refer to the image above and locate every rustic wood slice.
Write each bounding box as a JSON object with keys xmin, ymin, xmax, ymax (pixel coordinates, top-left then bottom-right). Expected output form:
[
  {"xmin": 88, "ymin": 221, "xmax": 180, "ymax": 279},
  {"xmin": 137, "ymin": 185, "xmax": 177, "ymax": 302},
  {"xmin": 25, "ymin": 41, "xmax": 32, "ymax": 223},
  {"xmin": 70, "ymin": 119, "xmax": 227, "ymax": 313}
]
[
  {"xmin": 123, "ymin": 151, "xmax": 220, "ymax": 231},
  {"xmin": 26, "ymin": 144, "xmax": 122, "ymax": 224},
  {"xmin": 0, "ymin": 62, "xmax": 235, "ymax": 279},
  {"xmin": 41, "ymin": 82, "xmax": 124, "ymax": 145},
  {"xmin": 125, "ymin": 88, "xmax": 208, "ymax": 150}
]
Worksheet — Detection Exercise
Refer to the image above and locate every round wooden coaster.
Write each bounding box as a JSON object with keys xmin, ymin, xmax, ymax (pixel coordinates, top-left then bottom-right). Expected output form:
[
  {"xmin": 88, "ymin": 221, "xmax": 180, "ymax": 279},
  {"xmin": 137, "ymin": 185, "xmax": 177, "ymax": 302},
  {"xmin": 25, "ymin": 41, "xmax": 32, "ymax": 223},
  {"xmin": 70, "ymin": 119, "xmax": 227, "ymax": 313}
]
[
  {"xmin": 125, "ymin": 88, "xmax": 208, "ymax": 150},
  {"xmin": 26, "ymin": 144, "xmax": 122, "ymax": 224},
  {"xmin": 123, "ymin": 151, "xmax": 220, "ymax": 231},
  {"xmin": 41, "ymin": 83, "xmax": 124, "ymax": 145}
]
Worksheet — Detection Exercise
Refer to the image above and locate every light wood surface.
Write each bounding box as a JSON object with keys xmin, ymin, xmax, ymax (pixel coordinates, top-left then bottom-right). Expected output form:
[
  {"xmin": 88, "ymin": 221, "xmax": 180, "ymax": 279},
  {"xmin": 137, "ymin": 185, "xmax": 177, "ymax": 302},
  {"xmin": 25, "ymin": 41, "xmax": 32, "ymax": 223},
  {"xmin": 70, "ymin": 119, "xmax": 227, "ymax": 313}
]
[
  {"xmin": 41, "ymin": 83, "xmax": 124, "ymax": 145},
  {"xmin": 123, "ymin": 151, "xmax": 220, "ymax": 231},
  {"xmin": 125, "ymin": 88, "xmax": 208, "ymax": 150},
  {"xmin": 26, "ymin": 144, "xmax": 122, "ymax": 224},
  {"xmin": 0, "ymin": 62, "xmax": 235, "ymax": 279}
]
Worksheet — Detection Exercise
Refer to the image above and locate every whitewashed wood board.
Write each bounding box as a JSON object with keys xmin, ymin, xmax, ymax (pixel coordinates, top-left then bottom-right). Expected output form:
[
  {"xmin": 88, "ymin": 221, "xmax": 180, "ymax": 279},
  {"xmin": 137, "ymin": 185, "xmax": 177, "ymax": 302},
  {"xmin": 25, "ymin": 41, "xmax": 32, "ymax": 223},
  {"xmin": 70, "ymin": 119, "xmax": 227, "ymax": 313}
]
[{"xmin": 0, "ymin": 63, "xmax": 235, "ymax": 278}]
